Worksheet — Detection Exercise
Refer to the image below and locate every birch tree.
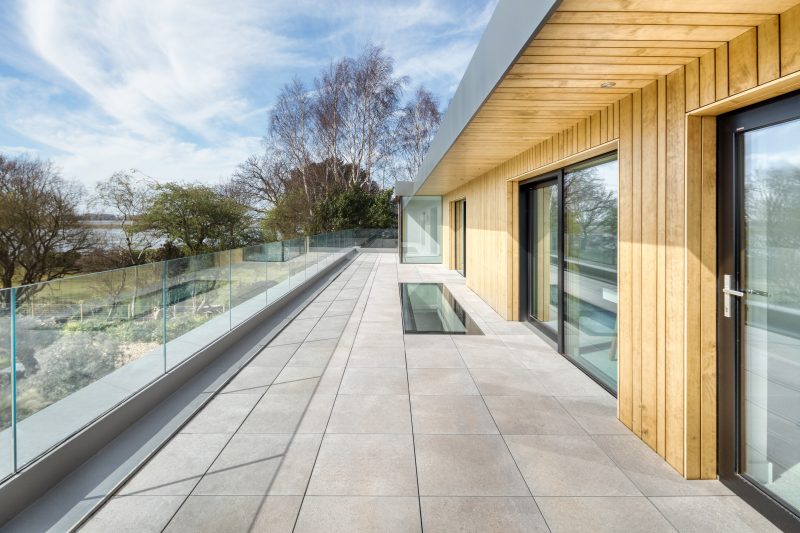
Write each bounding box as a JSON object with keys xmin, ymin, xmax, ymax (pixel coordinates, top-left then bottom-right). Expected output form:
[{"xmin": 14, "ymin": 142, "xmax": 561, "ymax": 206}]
[{"xmin": 396, "ymin": 86, "xmax": 441, "ymax": 182}]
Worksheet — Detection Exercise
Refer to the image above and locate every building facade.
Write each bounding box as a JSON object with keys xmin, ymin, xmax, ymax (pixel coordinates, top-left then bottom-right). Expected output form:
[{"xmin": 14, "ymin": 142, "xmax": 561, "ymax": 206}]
[{"xmin": 401, "ymin": 0, "xmax": 800, "ymax": 528}]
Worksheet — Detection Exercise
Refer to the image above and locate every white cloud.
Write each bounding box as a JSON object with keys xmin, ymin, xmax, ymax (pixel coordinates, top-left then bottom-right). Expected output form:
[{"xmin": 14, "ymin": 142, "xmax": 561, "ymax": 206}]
[
  {"xmin": 0, "ymin": 0, "xmax": 495, "ymax": 187},
  {"xmin": 0, "ymin": 145, "xmax": 38, "ymax": 156},
  {"xmin": 19, "ymin": 0, "xmax": 308, "ymax": 138}
]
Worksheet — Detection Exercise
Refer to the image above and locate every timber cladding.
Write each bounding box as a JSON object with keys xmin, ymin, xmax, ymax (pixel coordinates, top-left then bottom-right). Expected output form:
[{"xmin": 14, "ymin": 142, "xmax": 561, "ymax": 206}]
[{"xmin": 439, "ymin": 2, "xmax": 800, "ymax": 479}]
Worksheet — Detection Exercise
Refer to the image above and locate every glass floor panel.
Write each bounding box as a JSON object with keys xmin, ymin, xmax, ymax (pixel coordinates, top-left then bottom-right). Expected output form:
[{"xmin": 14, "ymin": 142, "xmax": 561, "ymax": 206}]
[{"xmin": 400, "ymin": 283, "xmax": 483, "ymax": 335}]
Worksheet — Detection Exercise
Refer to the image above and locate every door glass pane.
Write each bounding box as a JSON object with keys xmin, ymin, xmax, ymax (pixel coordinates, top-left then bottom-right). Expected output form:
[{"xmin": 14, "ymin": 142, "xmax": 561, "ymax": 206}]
[
  {"xmin": 530, "ymin": 183, "xmax": 559, "ymax": 333},
  {"xmin": 742, "ymin": 117, "xmax": 800, "ymax": 512},
  {"xmin": 564, "ymin": 155, "xmax": 619, "ymax": 391}
]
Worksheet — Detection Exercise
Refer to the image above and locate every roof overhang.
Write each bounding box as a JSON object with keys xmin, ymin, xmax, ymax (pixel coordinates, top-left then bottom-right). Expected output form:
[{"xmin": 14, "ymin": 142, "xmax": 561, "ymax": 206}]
[
  {"xmin": 409, "ymin": 0, "xmax": 559, "ymax": 196},
  {"xmin": 412, "ymin": 0, "xmax": 800, "ymax": 195}
]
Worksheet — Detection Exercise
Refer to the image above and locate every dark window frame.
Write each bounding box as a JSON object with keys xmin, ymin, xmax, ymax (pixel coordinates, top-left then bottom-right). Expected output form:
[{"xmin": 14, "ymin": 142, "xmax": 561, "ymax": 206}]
[
  {"xmin": 717, "ymin": 89, "xmax": 800, "ymax": 531},
  {"xmin": 518, "ymin": 150, "xmax": 618, "ymax": 397}
]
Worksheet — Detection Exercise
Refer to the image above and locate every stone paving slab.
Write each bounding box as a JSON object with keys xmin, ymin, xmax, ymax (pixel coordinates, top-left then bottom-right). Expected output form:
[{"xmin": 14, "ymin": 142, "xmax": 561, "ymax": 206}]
[{"xmin": 80, "ymin": 253, "xmax": 778, "ymax": 532}]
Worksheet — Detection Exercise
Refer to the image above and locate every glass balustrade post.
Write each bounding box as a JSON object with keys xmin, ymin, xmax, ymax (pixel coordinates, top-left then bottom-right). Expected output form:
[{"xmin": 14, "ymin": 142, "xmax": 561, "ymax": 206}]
[{"xmin": 10, "ymin": 287, "xmax": 17, "ymax": 474}]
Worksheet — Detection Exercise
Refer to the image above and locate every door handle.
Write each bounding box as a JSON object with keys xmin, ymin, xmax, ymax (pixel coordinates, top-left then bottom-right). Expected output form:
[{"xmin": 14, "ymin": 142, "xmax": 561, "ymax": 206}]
[
  {"xmin": 723, "ymin": 287, "xmax": 744, "ymax": 297},
  {"xmin": 723, "ymin": 275, "xmax": 741, "ymax": 318}
]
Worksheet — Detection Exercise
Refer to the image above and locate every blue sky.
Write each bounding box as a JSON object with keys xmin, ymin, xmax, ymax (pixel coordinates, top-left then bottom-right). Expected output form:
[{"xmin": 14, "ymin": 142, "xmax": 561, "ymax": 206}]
[{"xmin": 0, "ymin": 0, "xmax": 496, "ymax": 189}]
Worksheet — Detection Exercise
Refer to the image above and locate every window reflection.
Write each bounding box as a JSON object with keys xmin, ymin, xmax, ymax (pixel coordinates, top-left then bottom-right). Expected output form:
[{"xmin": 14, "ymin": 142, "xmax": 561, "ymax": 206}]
[
  {"xmin": 563, "ymin": 154, "xmax": 619, "ymax": 391},
  {"xmin": 742, "ymin": 117, "xmax": 800, "ymax": 513},
  {"xmin": 530, "ymin": 183, "xmax": 559, "ymax": 334},
  {"xmin": 401, "ymin": 196, "xmax": 442, "ymax": 264}
]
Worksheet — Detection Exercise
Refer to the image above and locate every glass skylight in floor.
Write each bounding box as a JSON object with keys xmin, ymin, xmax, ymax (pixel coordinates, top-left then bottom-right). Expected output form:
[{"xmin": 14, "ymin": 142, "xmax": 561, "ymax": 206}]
[{"xmin": 399, "ymin": 283, "xmax": 482, "ymax": 335}]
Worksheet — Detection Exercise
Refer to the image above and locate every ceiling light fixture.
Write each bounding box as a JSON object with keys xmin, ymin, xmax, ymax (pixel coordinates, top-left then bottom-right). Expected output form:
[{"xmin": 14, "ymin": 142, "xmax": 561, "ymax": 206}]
[{"xmin": 601, "ymin": 82, "xmax": 616, "ymax": 88}]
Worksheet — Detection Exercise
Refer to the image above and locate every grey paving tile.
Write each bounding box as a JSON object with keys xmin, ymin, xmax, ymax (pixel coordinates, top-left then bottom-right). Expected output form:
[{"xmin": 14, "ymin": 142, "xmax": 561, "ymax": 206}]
[
  {"xmin": 420, "ymin": 496, "xmax": 548, "ymax": 533},
  {"xmin": 306, "ymin": 434, "xmax": 418, "ymax": 496},
  {"xmin": 500, "ymin": 335, "xmax": 554, "ymax": 352},
  {"xmin": 557, "ymin": 395, "xmax": 630, "ymax": 435},
  {"xmin": 249, "ymin": 343, "xmax": 300, "ymax": 367},
  {"xmin": 485, "ymin": 321, "xmax": 535, "ymax": 335},
  {"xmin": 193, "ymin": 434, "xmax": 321, "ymax": 495},
  {"xmin": 313, "ymin": 290, "xmax": 338, "ymax": 303},
  {"xmin": 451, "ymin": 335, "xmax": 509, "ymax": 351},
  {"xmin": 405, "ymin": 347, "xmax": 465, "ymax": 368},
  {"xmin": 295, "ymin": 393, "xmax": 336, "ymax": 433},
  {"xmin": 347, "ymin": 345, "xmax": 407, "ymax": 367},
  {"xmin": 273, "ymin": 365, "xmax": 323, "ymax": 386},
  {"xmin": 357, "ymin": 323, "xmax": 404, "ymax": 338},
  {"xmin": 337, "ymin": 287, "xmax": 363, "ymax": 300},
  {"xmin": 119, "ymin": 434, "xmax": 229, "ymax": 496},
  {"xmin": 294, "ymin": 496, "xmax": 421, "ymax": 533},
  {"xmin": 316, "ymin": 365, "xmax": 345, "ymax": 394},
  {"xmin": 505, "ymin": 434, "xmax": 640, "ymax": 496},
  {"xmin": 339, "ymin": 368, "xmax": 408, "ymax": 395},
  {"xmin": 238, "ymin": 391, "xmax": 333, "ymax": 434},
  {"xmin": 326, "ymin": 343, "xmax": 352, "ymax": 368},
  {"xmin": 298, "ymin": 300, "xmax": 332, "ymax": 319},
  {"xmin": 513, "ymin": 348, "xmax": 575, "ymax": 373},
  {"xmin": 593, "ymin": 435, "xmax": 733, "ymax": 496},
  {"xmin": 533, "ymin": 366, "xmax": 609, "ymax": 397},
  {"xmin": 181, "ymin": 393, "xmax": 261, "ymax": 434},
  {"xmin": 536, "ymin": 496, "xmax": 676, "ymax": 533},
  {"xmin": 306, "ymin": 315, "xmax": 349, "ymax": 341},
  {"xmin": 324, "ymin": 298, "xmax": 358, "ymax": 316},
  {"xmin": 470, "ymin": 368, "xmax": 549, "ymax": 396},
  {"xmin": 272, "ymin": 318, "xmax": 319, "ymax": 345},
  {"xmin": 404, "ymin": 334, "xmax": 456, "ymax": 350},
  {"xmin": 353, "ymin": 332, "xmax": 406, "ymax": 348},
  {"xmin": 415, "ymin": 434, "xmax": 529, "ymax": 496},
  {"xmin": 164, "ymin": 495, "xmax": 301, "ymax": 533},
  {"xmin": 327, "ymin": 394, "xmax": 411, "ymax": 434},
  {"xmin": 220, "ymin": 366, "xmax": 281, "ymax": 394},
  {"xmin": 484, "ymin": 395, "xmax": 586, "ymax": 435},
  {"xmin": 459, "ymin": 348, "xmax": 526, "ymax": 369},
  {"xmin": 408, "ymin": 368, "xmax": 479, "ymax": 395},
  {"xmin": 650, "ymin": 496, "xmax": 781, "ymax": 533},
  {"xmin": 410, "ymin": 395, "xmax": 498, "ymax": 435},
  {"xmin": 79, "ymin": 495, "xmax": 184, "ymax": 533},
  {"xmin": 360, "ymin": 307, "xmax": 402, "ymax": 323},
  {"xmin": 237, "ymin": 392, "xmax": 308, "ymax": 434},
  {"xmin": 287, "ymin": 338, "xmax": 338, "ymax": 367}
]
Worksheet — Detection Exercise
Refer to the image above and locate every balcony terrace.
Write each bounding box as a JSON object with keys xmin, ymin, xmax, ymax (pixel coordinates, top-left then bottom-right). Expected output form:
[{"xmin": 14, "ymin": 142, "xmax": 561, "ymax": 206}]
[{"xmin": 62, "ymin": 253, "xmax": 775, "ymax": 533}]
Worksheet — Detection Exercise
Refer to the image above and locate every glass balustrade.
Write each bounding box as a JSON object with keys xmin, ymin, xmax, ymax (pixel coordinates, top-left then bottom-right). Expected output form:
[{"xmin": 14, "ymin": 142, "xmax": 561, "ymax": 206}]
[{"xmin": 0, "ymin": 228, "xmax": 391, "ymax": 480}]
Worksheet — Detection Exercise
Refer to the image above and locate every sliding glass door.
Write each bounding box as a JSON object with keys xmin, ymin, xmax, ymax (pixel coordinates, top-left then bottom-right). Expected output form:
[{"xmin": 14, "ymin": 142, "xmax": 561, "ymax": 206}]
[
  {"xmin": 563, "ymin": 155, "xmax": 619, "ymax": 391},
  {"xmin": 521, "ymin": 153, "xmax": 619, "ymax": 393}
]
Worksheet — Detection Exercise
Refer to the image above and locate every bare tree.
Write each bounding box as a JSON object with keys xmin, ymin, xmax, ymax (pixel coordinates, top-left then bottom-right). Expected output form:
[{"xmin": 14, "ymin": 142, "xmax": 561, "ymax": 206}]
[
  {"xmin": 230, "ymin": 147, "xmax": 291, "ymax": 211},
  {"xmin": 0, "ymin": 154, "xmax": 93, "ymax": 294},
  {"xmin": 270, "ymin": 78, "xmax": 315, "ymax": 212},
  {"xmin": 94, "ymin": 171, "xmax": 157, "ymax": 265},
  {"xmin": 396, "ymin": 86, "xmax": 441, "ymax": 183},
  {"xmin": 314, "ymin": 60, "xmax": 350, "ymax": 187},
  {"xmin": 340, "ymin": 44, "xmax": 407, "ymax": 188},
  {"xmin": 231, "ymin": 44, "xmax": 415, "ymax": 230}
]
